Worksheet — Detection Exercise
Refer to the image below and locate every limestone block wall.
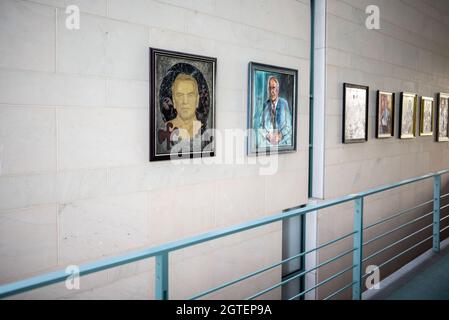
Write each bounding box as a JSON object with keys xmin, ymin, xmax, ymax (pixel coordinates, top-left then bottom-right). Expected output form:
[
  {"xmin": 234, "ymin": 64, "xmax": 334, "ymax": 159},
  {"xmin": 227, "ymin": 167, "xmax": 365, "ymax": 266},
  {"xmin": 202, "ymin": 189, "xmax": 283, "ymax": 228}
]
[
  {"xmin": 0, "ymin": 0, "xmax": 311, "ymax": 299},
  {"xmin": 317, "ymin": 0, "xmax": 449, "ymax": 299}
]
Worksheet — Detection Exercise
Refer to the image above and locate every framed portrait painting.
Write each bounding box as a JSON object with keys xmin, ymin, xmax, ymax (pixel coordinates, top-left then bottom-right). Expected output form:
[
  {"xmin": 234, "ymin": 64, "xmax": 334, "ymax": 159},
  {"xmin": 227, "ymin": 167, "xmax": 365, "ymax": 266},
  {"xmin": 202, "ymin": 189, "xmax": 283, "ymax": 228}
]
[
  {"xmin": 247, "ymin": 62, "xmax": 298, "ymax": 156},
  {"xmin": 149, "ymin": 48, "xmax": 216, "ymax": 162},
  {"xmin": 420, "ymin": 96, "xmax": 434, "ymax": 137},
  {"xmin": 437, "ymin": 93, "xmax": 449, "ymax": 142},
  {"xmin": 343, "ymin": 83, "xmax": 369, "ymax": 144},
  {"xmin": 376, "ymin": 91, "xmax": 395, "ymax": 139},
  {"xmin": 399, "ymin": 92, "xmax": 417, "ymax": 139}
]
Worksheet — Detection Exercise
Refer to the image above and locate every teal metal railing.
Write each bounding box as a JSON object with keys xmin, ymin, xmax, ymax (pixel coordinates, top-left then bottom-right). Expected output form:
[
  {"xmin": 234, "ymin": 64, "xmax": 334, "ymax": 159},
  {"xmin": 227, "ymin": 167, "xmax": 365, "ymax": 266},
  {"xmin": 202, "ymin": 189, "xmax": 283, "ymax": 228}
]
[{"xmin": 1, "ymin": 169, "xmax": 449, "ymax": 300}]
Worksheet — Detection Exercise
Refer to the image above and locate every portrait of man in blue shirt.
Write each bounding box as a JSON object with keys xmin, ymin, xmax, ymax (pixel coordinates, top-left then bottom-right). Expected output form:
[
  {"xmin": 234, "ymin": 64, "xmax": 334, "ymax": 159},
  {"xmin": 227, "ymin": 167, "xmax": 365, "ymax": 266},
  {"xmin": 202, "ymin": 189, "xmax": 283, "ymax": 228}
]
[{"xmin": 260, "ymin": 76, "xmax": 293, "ymax": 147}]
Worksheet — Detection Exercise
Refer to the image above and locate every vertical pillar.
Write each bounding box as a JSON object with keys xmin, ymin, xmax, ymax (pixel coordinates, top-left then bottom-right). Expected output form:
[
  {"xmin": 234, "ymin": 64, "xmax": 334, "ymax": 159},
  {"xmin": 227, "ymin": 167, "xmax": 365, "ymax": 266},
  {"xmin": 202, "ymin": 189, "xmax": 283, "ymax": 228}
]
[
  {"xmin": 352, "ymin": 197, "xmax": 364, "ymax": 300},
  {"xmin": 155, "ymin": 252, "xmax": 169, "ymax": 300},
  {"xmin": 433, "ymin": 175, "xmax": 441, "ymax": 253},
  {"xmin": 310, "ymin": 0, "xmax": 327, "ymax": 199}
]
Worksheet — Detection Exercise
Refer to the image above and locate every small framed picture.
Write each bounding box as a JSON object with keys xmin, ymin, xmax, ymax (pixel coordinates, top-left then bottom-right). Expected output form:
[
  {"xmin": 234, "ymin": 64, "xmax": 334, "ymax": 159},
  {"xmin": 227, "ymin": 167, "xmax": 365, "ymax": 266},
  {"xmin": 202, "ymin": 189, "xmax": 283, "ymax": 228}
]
[
  {"xmin": 149, "ymin": 48, "xmax": 216, "ymax": 162},
  {"xmin": 399, "ymin": 92, "xmax": 417, "ymax": 139},
  {"xmin": 376, "ymin": 91, "xmax": 395, "ymax": 139},
  {"xmin": 343, "ymin": 83, "xmax": 369, "ymax": 144},
  {"xmin": 420, "ymin": 96, "xmax": 434, "ymax": 137},
  {"xmin": 247, "ymin": 62, "xmax": 298, "ymax": 156},
  {"xmin": 436, "ymin": 93, "xmax": 449, "ymax": 142}
]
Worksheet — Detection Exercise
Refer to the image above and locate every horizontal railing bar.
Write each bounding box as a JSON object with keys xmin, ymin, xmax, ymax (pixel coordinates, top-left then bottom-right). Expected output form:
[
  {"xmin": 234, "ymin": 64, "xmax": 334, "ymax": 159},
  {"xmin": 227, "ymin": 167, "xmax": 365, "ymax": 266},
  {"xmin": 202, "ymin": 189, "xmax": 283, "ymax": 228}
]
[
  {"xmin": 188, "ymin": 231, "xmax": 356, "ymax": 300},
  {"xmin": 356, "ymin": 172, "xmax": 437, "ymax": 197},
  {"xmin": 0, "ymin": 270, "xmax": 74, "ymax": 299},
  {"xmin": 435, "ymin": 169, "xmax": 449, "ymax": 175},
  {"xmin": 288, "ymin": 265, "xmax": 356, "ymax": 300},
  {"xmin": 0, "ymin": 199, "xmax": 358, "ymax": 298},
  {"xmin": 362, "ymin": 222, "xmax": 433, "ymax": 263},
  {"xmin": 363, "ymin": 211, "xmax": 433, "ymax": 246},
  {"xmin": 1, "ymin": 169, "xmax": 448, "ymax": 299},
  {"xmin": 323, "ymin": 281, "xmax": 357, "ymax": 301},
  {"xmin": 364, "ymin": 200, "xmax": 433, "ymax": 231},
  {"xmin": 440, "ymin": 214, "xmax": 449, "ymax": 223},
  {"xmin": 440, "ymin": 203, "xmax": 449, "ymax": 211},
  {"xmin": 362, "ymin": 235, "xmax": 433, "ymax": 279},
  {"xmin": 0, "ymin": 247, "xmax": 164, "ymax": 299},
  {"xmin": 441, "ymin": 192, "xmax": 449, "ymax": 200},
  {"xmin": 246, "ymin": 248, "xmax": 356, "ymax": 300},
  {"xmin": 441, "ymin": 224, "xmax": 449, "ymax": 233}
]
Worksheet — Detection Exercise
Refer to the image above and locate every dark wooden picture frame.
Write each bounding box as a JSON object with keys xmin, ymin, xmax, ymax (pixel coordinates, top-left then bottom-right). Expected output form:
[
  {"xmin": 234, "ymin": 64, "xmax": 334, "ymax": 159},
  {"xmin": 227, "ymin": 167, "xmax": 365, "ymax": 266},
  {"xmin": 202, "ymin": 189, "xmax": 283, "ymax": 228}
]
[
  {"xmin": 343, "ymin": 83, "xmax": 369, "ymax": 144},
  {"xmin": 376, "ymin": 91, "xmax": 395, "ymax": 139},
  {"xmin": 149, "ymin": 48, "xmax": 216, "ymax": 162},
  {"xmin": 247, "ymin": 62, "xmax": 298, "ymax": 156}
]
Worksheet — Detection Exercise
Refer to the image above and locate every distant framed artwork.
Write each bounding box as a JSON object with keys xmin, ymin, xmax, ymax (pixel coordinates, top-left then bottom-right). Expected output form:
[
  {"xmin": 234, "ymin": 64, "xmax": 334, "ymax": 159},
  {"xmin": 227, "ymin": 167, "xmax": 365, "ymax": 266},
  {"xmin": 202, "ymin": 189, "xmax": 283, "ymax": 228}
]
[
  {"xmin": 420, "ymin": 96, "xmax": 434, "ymax": 137},
  {"xmin": 376, "ymin": 91, "xmax": 395, "ymax": 139},
  {"xmin": 149, "ymin": 48, "xmax": 216, "ymax": 162},
  {"xmin": 343, "ymin": 83, "xmax": 369, "ymax": 144},
  {"xmin": 399, "ymin": 92, "xmax": 417, "ymax": 139},
  {"xmin": 437, "ymin": 93, "xmax": 449, "ymax": 142},
  {"xmin": 247, "ymin": 62, "xmax": 298, "ymax": 156}
]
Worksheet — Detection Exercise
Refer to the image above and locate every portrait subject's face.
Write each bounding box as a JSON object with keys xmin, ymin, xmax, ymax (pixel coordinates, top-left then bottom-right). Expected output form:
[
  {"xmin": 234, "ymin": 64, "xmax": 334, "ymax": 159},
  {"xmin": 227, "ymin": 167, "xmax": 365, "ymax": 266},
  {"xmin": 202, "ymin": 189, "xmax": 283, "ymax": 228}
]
[
  {"xmin": 269, "ymin": 78, "xmax": 279, "ymax": 103},
  {"xmin": 173, "ymin": 77, "xmax": 199, "ymax": 121}
]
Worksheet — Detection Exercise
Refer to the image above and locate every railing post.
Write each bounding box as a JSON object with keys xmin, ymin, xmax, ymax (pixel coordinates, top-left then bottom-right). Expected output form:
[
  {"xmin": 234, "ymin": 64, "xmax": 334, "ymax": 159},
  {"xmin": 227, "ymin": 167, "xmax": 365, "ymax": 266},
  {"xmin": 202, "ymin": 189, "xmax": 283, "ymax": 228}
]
[
  {"xmin": 352, "ymin": 196, "xmax": 364, "ymax": 300},
  {"xmin": 433, "ymin": 175, "xmax": 441, "ymax": 253},
  {"xmin": 155, "ymin": 252, "xmax": 169, "ymax": 300}
]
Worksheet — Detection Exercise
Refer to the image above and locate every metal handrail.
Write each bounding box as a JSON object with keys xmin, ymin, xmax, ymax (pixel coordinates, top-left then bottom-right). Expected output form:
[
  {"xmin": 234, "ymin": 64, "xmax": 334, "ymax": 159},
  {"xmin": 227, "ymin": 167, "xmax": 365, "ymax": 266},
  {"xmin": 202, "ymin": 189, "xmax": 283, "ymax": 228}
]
[
  {"xmin": 246, "ymin": 247, "xmax": 356, "ymax": 300},
  {"xmin": 188, "ymin": 230, "xmax": 356, "ymax": 300},
  {"xmin": 362, "ymin": 222, "xmax": 433, "ymax": 263},
  {"xmin": 323, "ymin": 281, "xmax": 357, "ymax": 300},
  {"xmin": 366, "ymin": 235, "xmax": 434, "ymax": 273},
  {"xmin": 363, "ymin": 211, "xmax": 433, "ymax": 246},
  {"xmin": 288, "ymin": 264, "xmax": 356, "ymax": 300},
  {"xmin": 441, "ymin": 192, "xmax": 449, "ymax": 200},
  {"xmin": 248, "ymin": 170, "xmax": 448, "ymax": 300},
  {"xmin": 1, "ymin": 168, "xmax": 449, "ymax": 299},
  {"xmin": 363, "ymin": 200, "xmax": 433, "ymax": 230},
  {"xmin": 441, "ymin": 225, "xmax": 449, "ymax": 233}
]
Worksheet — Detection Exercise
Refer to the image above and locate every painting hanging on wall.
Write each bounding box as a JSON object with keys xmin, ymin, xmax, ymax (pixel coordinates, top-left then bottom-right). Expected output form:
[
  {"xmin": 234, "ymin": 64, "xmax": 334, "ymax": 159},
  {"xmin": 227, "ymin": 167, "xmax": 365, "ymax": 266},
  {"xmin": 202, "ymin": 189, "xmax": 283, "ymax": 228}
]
[
  {"xmin": 437, "ymin": 93, "xmax": 449, "ymax": 142},
  {"xmin": 149, "ymin": 48, "xmax": 216, "ymax": 161},
  {"xmin": 420, "ymin": 96, "xmax": 434, "ymax": 137},
  {"xmin": 247, "ymin": 62, "xmax": 298, "ymax": 156},
  {"xmin": 376, "ymin": 91, "xmax": 395, "ymax": 139},
  {"xmin": 342, "ymin": 83, "xmax": 369, "ymax": 144},
  {"xmin": 399, "ymin": 92, "xmax": 417, "ymax": 139}
]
